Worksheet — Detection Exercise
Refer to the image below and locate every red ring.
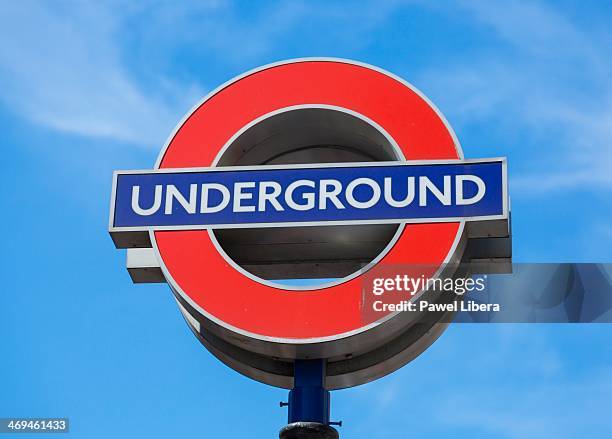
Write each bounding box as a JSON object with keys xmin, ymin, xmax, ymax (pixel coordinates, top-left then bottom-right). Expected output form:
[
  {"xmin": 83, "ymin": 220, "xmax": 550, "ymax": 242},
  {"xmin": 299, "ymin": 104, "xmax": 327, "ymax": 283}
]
[{"xmin": 154, "ymin": 60, "xmax": 461, "ymax": 340}]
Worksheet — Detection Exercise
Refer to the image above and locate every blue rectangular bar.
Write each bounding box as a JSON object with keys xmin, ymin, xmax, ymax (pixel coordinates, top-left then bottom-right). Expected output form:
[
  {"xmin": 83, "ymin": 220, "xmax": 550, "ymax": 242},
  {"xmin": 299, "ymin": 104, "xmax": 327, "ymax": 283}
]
[{"xmin": 110, "ymin": 159, "xmax": 507, "ymax": 230}]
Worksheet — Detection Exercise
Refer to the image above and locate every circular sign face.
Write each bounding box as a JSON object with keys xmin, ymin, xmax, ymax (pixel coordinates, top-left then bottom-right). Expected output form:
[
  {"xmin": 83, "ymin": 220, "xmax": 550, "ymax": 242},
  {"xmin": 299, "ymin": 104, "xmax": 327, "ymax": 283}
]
[{"xmin": 150, "ymin": 59, "xmax": 465, "ymax": 371}]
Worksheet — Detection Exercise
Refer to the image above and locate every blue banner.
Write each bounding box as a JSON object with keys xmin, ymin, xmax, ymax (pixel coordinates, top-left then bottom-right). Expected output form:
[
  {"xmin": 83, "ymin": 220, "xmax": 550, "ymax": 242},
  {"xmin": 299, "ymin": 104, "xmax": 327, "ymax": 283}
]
[{"xmin": 111, "ymin": 160, "xmax": 507, "ymax": 229}]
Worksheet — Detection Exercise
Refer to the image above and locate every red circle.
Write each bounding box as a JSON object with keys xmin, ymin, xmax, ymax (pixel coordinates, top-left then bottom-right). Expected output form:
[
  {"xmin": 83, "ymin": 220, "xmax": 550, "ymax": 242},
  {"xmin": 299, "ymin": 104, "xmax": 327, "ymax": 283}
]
[{"xmin": 154, "ymin": 60, "xmax": 462, "ymax": 340}]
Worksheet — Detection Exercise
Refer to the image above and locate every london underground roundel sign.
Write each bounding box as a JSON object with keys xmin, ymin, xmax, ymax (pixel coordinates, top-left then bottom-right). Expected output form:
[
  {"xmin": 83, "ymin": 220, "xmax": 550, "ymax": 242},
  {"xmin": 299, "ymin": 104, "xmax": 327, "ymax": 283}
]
[{"xmin": 109, "ymin": 59, "xmax": 509, "ymax": 389}]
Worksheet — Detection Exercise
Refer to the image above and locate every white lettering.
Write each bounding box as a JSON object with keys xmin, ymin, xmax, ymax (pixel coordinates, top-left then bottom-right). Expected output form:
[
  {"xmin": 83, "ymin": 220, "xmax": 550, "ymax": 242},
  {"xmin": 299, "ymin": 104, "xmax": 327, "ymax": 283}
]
[
  {"xmin": 200, "ymin": 183, "xmax": 230, "ymax": 213},
  {"xmin": 258, "ymin": 181, "xmax": 284, "ymax": 211},
  {"xmin": 456, "ymin": 175, "xmax": 486, "ymax": 205},
  {"xmin": 233, "ymin": 182, "xmax": 256, "ymax": 212},
  {"xmin": 286, "ymin": 180, "xmax": 316, "ymax": 211},
  {"xmin": 131, "ymin": 185, "xmax": 162, "ymax": 216},
  {"xmin": 165, "ymin": 184, "xmax": 197, "ymax": 214},
  {"xmin": 384, "ymin": 176, "xmax": 415, "ymax": 207},
  {"xmin": 419, "ymin": 176, "xmax": 451, "ymax": 206},
  {"xmin": 346, "ymin": 178, "xmax": 381, "ymax": 209},
  {"xmin": 319, "ymin": 179, "xmax": 345, "ymax": 210}
]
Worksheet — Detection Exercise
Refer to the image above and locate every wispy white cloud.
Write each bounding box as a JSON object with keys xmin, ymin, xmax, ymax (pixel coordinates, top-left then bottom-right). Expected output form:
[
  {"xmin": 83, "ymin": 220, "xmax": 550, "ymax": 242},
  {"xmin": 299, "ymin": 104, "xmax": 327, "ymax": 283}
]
[
  {"xmin": 0, "ymin": 1, "xmax": 203, "ymax": 147},
  {"xmin": 125, "ymin": 0, "xmax": 312, "ymax": 63},
  {"xmin": 0, "ymin": 0, "xmax": 361, "ymax": 147},
  {"xmin": 416, "ymin": 0, "xmax": 612, "ymax": 193},
  {"xmin": 2, "ymin": 0, "xmax": 612, "ymax": 189},
  {"xmin": 0, "ymin": 0, "xmax": 417, "ymax": 148}
]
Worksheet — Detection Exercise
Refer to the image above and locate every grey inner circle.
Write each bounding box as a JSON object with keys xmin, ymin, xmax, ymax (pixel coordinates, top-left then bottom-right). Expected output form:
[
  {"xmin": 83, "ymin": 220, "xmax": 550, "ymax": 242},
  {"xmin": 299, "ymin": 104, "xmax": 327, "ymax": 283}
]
[{"xmin": 213, "ymin": 107, "xmax": 402, "ymax": 281}]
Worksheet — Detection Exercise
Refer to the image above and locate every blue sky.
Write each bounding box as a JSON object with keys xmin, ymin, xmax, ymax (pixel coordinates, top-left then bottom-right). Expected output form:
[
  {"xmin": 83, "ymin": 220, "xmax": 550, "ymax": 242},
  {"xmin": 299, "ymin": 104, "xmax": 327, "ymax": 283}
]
[{"xmin": 1, "ymin": 1, "xmax": 612, "ymax": 437}]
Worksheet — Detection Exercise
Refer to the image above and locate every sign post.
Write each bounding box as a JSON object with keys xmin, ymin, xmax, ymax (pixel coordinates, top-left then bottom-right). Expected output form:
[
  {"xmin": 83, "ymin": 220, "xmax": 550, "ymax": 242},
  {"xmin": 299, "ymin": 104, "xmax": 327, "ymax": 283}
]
[
  {"xmin": 280, "ymin": 360, "xmax": 338, "ymax": 438},
  {"xmin": 109, "ymin": 59, "xmax": 511, "ymax": 437}
]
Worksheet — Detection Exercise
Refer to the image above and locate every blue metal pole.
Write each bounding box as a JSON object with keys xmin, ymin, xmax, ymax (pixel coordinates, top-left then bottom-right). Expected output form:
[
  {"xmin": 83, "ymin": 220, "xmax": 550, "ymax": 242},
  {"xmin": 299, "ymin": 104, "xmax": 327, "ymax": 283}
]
[
  {"xmin": 280, "ymin": 359, "xmax": 339, "ymax": 438},
  {"xmin": 288, "ymin": 359, "xmax": 330, "ymax": 424}
]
